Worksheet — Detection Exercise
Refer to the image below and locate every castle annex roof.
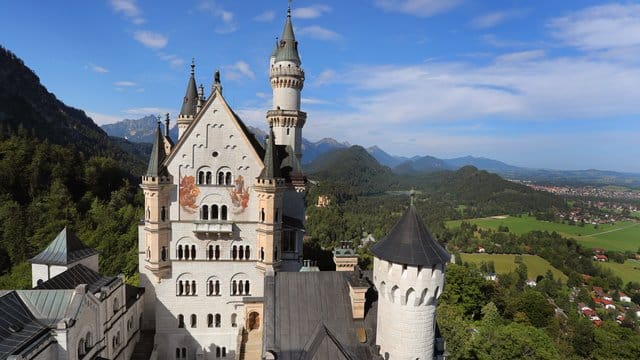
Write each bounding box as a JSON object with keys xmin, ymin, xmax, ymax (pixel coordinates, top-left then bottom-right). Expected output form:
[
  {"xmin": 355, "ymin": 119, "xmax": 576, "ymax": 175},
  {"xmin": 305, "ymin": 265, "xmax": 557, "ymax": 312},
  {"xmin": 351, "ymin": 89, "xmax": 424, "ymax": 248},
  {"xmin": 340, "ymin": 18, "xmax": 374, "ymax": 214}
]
[
  {"xmin": 35, "ymin": 264, "xmax": 117, "ymax": 294},
  {"xmin": 29, "ymin": 227, "xmax": 97, "ymax": 266},
  {"xmin": 371, "ymin": 205, "xmax": 450, "ymax": 266}
]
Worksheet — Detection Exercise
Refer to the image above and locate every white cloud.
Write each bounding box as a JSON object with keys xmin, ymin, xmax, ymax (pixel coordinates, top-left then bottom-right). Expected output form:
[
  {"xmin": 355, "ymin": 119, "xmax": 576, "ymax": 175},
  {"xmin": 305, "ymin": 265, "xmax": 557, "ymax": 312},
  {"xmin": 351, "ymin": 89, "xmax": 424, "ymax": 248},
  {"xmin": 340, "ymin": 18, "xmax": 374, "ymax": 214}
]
[
  {"xmin": 495, "ymin": 50, "xmax": 545, "ymax": 63},
  {"xmin": 198, "ymin": 1, "xmax": 237, "ymax": 33},
  {"xmin": 471, "ymin": 9, "xmax": 525, "ymax": 29},
  {"xmin": 109, "ymin": 0, "xmax": 144, "ymax": 24},
  {"xmin": 223, "ymin": 61, "xmax": 255, "ymax": 80},
  {"xmin": 292, "ymin": 5, "xmax": 332, "ymax": 19},
  {"xmin": 481, "ymin": 34, "xmax": 526, "ymax": 48},
  {"xmin": 236, "ymin": 108, "xmax": 268, "ymax": 129},
  {"xmin": 159, "ymin": 53, "xmax": 185, "ymax": 68},
  {"xmin": 254, "ymin": 10, "xmax": 275, "ymax": 22},
  {"xmin": 133, "ymin": 30, "xmax": 168, "ymax": 49},
  {"xmin": 298, "ymin": 26, "xmax": 341, "ymax": 41},
  {"xmin": 548, "ymin": 3, "xmax": 640, "ymax": 52},
  {"xmin": 302, "ymin": 97, "xmax": 330, "ymax": 105},
  {"xmin": 314, "ymin": 69, "xmax": 337, "ymax": 86},
  {"xmin": 374, "ymin": 0, "xmax": 463, "ymax": 17},
  {"xmin": 88, "ymin": 63, "xmax": 108, "ymax": 73},
  {"xmin": 87, "ymin": 111, "xmax": 123, "ymax": 126},
  {"xmin": 114, "ymin": 81, "xmax": 137, "ymax": 87}
]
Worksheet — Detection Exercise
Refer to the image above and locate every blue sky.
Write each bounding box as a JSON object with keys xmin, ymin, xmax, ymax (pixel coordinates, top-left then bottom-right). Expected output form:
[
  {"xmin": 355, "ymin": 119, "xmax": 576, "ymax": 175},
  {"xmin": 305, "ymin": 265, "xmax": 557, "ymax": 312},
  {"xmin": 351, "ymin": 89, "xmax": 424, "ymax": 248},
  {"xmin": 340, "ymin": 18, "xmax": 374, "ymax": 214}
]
[{"xmin": 1, "ymin": 0, "xmax": 639, "ymax": 172}]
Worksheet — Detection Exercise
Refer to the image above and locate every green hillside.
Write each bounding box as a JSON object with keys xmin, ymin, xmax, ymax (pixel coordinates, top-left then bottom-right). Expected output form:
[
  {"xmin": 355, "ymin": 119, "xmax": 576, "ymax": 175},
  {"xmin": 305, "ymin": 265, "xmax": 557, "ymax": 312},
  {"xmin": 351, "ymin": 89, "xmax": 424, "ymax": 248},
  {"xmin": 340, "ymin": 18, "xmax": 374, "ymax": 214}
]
[{"xmin": 460, "ymin": 253, "xmax": 568, "ymax": 281}]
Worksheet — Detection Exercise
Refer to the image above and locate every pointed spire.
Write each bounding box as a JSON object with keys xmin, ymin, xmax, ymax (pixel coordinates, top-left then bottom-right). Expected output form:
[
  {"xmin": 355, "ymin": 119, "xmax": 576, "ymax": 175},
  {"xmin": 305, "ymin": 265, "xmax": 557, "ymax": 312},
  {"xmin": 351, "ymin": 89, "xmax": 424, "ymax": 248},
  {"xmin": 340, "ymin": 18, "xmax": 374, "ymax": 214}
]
[
  {"xmin": 180, "ymin": 59, "xmax": 198, "ymax": 116},
  {"xmin": 146, "ymin": 119, "xmax": 168, "ymax": 177},
  {"xmin": 275, "ymin": 4, "xmax": 301, "ymax": 65},
  {"xmin": 164, "ymin": 113, "xmax": 170, "ymax": 136},
  {"xmin": 259, "ymin": 127, "xmax": 281, "ymax": 180}
]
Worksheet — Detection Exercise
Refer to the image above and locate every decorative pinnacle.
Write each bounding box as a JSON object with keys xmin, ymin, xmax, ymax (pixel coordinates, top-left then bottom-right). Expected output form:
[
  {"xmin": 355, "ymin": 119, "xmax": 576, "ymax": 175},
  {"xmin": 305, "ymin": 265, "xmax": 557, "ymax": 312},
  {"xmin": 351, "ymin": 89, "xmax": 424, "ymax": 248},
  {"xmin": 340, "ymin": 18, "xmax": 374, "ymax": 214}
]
[
  {"xmin": 410, "ymin": 189, "xmax": 416, "ymax": 206},
  {"xmin": 288, "ymin": 0, "xmax": 292, "ymax": 16},
  {"xmin": 190, "ymin": 58, "xmax": 195, "ymax": 75}
]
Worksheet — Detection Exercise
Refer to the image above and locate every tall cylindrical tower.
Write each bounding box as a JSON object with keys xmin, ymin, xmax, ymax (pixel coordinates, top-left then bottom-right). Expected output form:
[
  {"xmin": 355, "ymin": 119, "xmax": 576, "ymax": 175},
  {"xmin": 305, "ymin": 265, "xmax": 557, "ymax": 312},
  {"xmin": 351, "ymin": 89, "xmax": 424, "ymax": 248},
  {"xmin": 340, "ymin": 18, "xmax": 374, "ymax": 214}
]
[
  {"xmin": 372, "ymin": 199, "xmax": 450, "ymax": 360},
  {"xmin": 267, "ymin": 6, "xmax": 306, "ymax": 160}
]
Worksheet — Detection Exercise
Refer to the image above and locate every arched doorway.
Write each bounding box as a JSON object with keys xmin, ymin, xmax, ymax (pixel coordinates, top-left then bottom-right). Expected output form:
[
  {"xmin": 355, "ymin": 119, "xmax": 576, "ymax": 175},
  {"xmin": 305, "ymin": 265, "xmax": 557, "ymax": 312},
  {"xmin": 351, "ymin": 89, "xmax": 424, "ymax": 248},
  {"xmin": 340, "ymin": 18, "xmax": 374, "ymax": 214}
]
[{"xmin": 247, "ymin": 311, "xmax": 260, "ymax": 331}]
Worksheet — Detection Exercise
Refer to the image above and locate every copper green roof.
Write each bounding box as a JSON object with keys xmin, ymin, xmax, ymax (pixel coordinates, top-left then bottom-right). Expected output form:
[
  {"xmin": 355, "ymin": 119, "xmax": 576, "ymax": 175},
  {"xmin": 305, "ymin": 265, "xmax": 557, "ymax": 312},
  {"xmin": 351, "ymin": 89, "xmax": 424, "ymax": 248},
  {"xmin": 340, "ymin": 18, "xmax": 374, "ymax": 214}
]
[
  {"xmin": 180, "ymin": 61, "xmax": 198, "ymax": 116},
  {"xmin": 275, "ymin": 8, "xmax": 301, "ymax": 65},
  {"xmin": 29, "ymin": 227, "xmax": 97, "ymax": 266},
  {"xmin": 146, "ymin": 122, "xmax": 168, "ymax": 177},
  {"xmin": 371, "ymin": 205, "xmax": 450, "ymax": 266}
]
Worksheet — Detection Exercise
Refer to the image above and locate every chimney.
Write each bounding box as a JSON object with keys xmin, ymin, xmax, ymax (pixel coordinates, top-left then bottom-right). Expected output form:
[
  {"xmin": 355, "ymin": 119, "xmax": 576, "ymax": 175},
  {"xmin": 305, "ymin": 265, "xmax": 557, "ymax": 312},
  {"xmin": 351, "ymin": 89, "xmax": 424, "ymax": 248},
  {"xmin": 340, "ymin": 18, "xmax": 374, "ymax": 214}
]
[
  {"xmin": 333, "ymin": 241, "xmax": 358, "ymax": 272},
  {"xmin": 348, "ymin": 282, "xmax": 368, "ymax": 319}
]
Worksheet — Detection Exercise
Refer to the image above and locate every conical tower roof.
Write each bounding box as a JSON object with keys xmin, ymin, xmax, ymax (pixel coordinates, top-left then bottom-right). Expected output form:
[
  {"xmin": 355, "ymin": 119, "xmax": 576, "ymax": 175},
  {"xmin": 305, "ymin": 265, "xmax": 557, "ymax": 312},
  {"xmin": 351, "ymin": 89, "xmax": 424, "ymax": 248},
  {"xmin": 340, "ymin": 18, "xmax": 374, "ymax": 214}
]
[
  {"xmin": 29, "ymin": 227, "xmax": 97, "ymax": 265},
  {"xmin": 180, "ymin": 61, "xmax": 198, "ymax": 116},
  {"xmin": 259, "ymin": 128, "xmax": 281, "ymax": 180},
  {"xmin": 146, "ymin": 121, "xmax": 168, "ymax": 177},
  {"xmin": 371, "ymin": 204, "xmax": 450, "ymax": 266},
  {"xmin": 275, "ymin": 7, "xmax": 301, "ymax": 65}
]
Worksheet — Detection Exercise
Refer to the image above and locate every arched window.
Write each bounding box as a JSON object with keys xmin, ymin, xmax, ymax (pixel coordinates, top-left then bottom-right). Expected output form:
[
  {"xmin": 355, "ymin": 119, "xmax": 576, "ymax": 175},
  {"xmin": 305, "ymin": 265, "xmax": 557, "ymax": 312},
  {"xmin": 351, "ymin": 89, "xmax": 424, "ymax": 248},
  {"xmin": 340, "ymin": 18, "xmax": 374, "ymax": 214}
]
[
  {"xmin": 185, "ymin": 281, "xmax": 190, "ymax": 295},
  {"xmin": 113, "ymin": 297, "xmax": 119, "ymax": 313},
  {"xmin": 85, "ymin": 332, "xmax": 92, "ymax": 351},
  {"xmin": 198, "ymin": 171, "xmax": 204, "ymax": 184},
  {"xmin": 161, "ymin": 246, "xmax": 167, "ymax": 261},
  {"xmin": 208, "ymin": 245, "xmax": 214, "ymax": 260},
  {"xmin": 78, "ymin": 339, "xmax": 85, "ymax": 357},
  {"xmin": 221, "ymin": 205, "xmax": 228, "ymax": 220},
  {"xmin": 215, "ymin": 314, "xmax": 221, "ymax": 328},
  {"xmin": 202, "ymin": 205, "xmax": 209, "ymax": 220},
  {"xmin": 178, "ymin": 314, "xmax": 184, "ymax": 328},
  {"xmin": 231, "ymin": 313, "xmax": 237, "ymax": 327},
  {"xmin": 215, "ymin": 280, "xmax": 220, "ymax": 295},
  {"xmin": 225, "ymin": 172, "xmax": 232, "ymax": 185},
  {"xmin": 208, "ymin": 280, "xmax": 214, "ymax": 295},
  {"xmin": 161, "ymin": 206, "xmax": 166, "ymax": 221},
  {"xmin": 191, "ymin": 314, "xmax": 197, "ymax": 328},
  {"xmin": 216, "ymin": 347, "xmax": 221, "ymax": 357},
  {"xmin": 181, "ymin": 348, "xmax": 186, "ymax": 358},
  {"xmin": 245, "ymin": 246, "xmax": 250, "ymax": 260},
  {"xmin": 218, "ymin": 172, "xmax": 224, "ymax": 185},
  {"xmin": 232, "ymin": 246, "xmax": 237, "ymax": 260},
  {"xmin": 239, "ymin": 246, "xmax": 244, "ymax": 260},
  {"xmin": 206, "ymin": 171, "xmax": 212, "ymax": 184},
  {"xmin": 238, "ymin": 280, "xmax": 244, "ymax": 295},
  {"xmin": 215, "ymin": 245, "xmax": 220, "ymax": 260},
  {"xmin": 178, "ymin": 281, "xmax": 184, "ymax": 295},
  {"xmin": 184, "ymin": 246, "xmax": 190, "ymax": 260},
  {"xmin": 208, "ymin": 314, "xmax": 214, "ymax": 328},
  {"xmin": 191, "ymin": 245, "xmax": 196, "ymax": 259},
  {"xmin": 222, "ymin": 347, "xmax": 227, "ymax": 357},
  {"xmin": 260, "ymin": 247, "xmax": 264, "ymax": 261},
  {"xmin": 212, "ymin": 205, "xmax": 219, "ymax": 220},
  {"xmin": 232, "ymin": 280, "xmax": 237, "ymax": 295},
  {"xmin": 245, "ymin": 280, "xmax": 250, "ymax": 295},
  {"xmin": 191, "ymin": 280, "xmax": 197, "ymax": 295},
  {"xmin": 178, "ymin": 245, "xmax": 183, "ymax": 260},
  {"xmin": 260, "ymin": 208, "xmax": 265, "ymax": 223}
]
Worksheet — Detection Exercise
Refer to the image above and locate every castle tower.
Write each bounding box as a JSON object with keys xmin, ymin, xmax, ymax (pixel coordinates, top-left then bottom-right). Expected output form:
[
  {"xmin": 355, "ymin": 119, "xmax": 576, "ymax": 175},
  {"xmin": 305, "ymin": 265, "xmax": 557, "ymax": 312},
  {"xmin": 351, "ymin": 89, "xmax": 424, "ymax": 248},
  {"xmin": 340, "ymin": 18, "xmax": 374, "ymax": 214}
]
[
  {"xmin": 267, "ymin": 6, "xmax": 306, "ymax": 160},
  {"xmin": 371, "ymin": 194, "xmax": 450, "ymax": 360},
  {"xmin": 177, "ymin": 60, "xmax": 198, "ymax": 140},
  {"xmin": 140, "ymin": 122, "xmax": 173, "ymax": 281},
  {"xmin": 255, "ymin": 128, "xmax": 286, "ymax": 275}
]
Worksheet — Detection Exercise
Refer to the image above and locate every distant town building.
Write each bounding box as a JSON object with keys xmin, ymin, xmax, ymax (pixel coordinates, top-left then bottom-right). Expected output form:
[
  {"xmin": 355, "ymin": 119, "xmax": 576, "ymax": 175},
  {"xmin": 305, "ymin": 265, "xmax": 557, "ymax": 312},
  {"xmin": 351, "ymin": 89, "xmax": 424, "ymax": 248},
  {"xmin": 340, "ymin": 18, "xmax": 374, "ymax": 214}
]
[{"xmin": 316, "ymin": 195, "xmax": 331, "ymax": 208}]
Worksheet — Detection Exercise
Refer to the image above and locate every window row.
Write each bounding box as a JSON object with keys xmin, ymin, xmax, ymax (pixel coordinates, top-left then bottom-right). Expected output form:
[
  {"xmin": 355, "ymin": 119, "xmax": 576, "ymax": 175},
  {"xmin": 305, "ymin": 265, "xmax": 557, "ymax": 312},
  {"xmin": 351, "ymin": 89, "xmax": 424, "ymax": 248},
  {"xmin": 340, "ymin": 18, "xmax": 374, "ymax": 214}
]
[
  {"xmin": 201, "ymin": 204, "xmax": 228, "ymax": 221},
  {"xmin": 176, "ymin": 245, "xmax": 251, "ymax": 261},
  {"xmin": 176, "ymin": 279, "xmax": 251, "ymax": 296},
  {"xmin": 197, "ymin": 170, "xmax": 233, "ymax": 186},
  {"xmin": 77, "ymin": 332, "xmax": 93, "ymax": 358},
  {"xmin": 177, "ymin": 313, "xmax": 238, "ymax": 329},
  {"xmin": 176, "ymin": 346, "xmax": 228, "ymax": 359}
]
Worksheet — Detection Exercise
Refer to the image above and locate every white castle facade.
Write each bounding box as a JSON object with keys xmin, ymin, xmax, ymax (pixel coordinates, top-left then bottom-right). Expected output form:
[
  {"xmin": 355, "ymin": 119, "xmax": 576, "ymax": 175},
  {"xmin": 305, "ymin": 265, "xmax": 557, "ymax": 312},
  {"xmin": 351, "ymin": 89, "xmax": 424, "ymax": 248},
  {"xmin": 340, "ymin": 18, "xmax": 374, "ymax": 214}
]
[{"xmin": 138, "ymin": 7, "xmax": 449, "ymax": 360}]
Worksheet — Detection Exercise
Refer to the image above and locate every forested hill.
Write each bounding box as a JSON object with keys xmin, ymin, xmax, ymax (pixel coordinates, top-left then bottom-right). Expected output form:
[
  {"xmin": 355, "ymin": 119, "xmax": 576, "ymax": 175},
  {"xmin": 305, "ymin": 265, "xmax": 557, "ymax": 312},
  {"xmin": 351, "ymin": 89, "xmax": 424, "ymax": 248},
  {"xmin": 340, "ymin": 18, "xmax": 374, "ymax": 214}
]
[{"xmin": 0, "ymin": 46, "xmax": 144, "ymax": 173}]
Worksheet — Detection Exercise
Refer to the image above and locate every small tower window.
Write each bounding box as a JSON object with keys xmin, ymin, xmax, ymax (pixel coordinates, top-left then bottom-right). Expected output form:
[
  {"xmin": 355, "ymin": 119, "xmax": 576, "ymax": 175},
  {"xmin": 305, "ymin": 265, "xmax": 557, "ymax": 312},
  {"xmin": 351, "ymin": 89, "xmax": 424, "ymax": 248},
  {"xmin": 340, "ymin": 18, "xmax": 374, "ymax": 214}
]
[
  {"xmin": 161, "ymin": 246, "xmax": 167, "ymax": 261},
  {"xmin": 161, "ymin": 206, "xmax": 166, "ymax": 221},
  {"xmin": 260, "ymin": 247, "xmax": 264, "ymax": 261},
  {"xmin": 286, "ymin": 128, "xmax": 290, "ymax": 135},
  {"xmin": 190, "ymin": 314, "xmax": 197, "ymax": 328},
  {"xmin": 178, "ymin": 314, "xmax": 184, "ymax": 328},
  {"xmin": 261, "ymin": 208, "xmax": 265, "ymax": 223}
]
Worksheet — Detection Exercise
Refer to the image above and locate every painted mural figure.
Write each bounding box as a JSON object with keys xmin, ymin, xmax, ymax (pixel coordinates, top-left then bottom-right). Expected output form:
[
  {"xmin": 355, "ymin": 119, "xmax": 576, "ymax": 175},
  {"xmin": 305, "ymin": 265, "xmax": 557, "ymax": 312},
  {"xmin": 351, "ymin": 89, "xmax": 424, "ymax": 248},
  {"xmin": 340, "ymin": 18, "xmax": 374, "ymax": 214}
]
[{"xmin": 229, "ymin": 175, "xmax": 250, "ymax": 214}]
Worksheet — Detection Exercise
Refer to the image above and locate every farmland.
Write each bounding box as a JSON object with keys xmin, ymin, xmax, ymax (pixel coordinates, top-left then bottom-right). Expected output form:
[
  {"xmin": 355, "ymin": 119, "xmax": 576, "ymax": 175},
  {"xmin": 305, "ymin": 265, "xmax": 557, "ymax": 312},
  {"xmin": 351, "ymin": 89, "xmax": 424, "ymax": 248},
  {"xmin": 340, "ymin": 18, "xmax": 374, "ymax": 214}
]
[
  {"xmin": 599, "ymin": 259, "xmax": 640, "ymax": 285},
  {"xmin": 460, "ymin": 253, "xmax": 568, "ymax": 281},
  {"xmin": 448, "ymin": 215, "xmax": 640, "ymax": 252}
]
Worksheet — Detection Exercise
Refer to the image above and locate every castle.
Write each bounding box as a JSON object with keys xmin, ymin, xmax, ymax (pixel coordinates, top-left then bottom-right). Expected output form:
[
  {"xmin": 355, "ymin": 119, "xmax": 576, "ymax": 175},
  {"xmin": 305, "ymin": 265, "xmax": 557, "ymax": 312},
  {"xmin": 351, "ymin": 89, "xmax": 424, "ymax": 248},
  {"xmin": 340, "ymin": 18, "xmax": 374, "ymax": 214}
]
[{"xmin": 137, "ymin": 6, "xmax": 451, "ymax": 360}]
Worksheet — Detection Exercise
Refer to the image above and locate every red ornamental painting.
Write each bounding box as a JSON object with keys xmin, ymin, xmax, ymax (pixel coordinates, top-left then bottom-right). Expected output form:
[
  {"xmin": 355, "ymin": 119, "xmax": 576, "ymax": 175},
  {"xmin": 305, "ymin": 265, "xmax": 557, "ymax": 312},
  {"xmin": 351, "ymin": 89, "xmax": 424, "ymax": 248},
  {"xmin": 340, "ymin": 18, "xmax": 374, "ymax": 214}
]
[
  {"xmin": 180, "ymin": 175, "xmax": 199, "ymax": 213},
  {"xmin": 229, "ymin": 175, "xmax": 250, "ymax": 214}
]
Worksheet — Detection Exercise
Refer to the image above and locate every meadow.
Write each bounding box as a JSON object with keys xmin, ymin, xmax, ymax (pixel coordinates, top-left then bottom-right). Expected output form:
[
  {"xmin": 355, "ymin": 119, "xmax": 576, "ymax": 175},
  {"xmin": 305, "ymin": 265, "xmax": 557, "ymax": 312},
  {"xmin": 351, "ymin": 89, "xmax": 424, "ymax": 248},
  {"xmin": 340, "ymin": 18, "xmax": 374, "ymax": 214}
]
[
  {"xmin": 460, "ymin": 253, "xmax": 568, "ymax": 281},
  {"xmin": 448, "ymin": 215, "xmax": 640, "ymax": 252},
  {"xmin": 599, "ymin": 259, "xmax": 640, "ymax": 285}
]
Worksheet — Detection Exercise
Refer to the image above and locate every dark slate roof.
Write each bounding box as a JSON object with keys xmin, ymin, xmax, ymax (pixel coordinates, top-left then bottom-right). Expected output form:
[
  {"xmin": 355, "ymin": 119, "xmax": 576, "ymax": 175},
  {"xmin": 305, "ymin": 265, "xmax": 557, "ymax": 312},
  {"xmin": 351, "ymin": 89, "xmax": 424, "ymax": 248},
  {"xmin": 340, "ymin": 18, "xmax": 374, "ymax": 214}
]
[
  {"xmin": 179, "ymin": 63, "xmax": 198, "ymax": 116},
  {"xmin": 258, "ymin": 128, "xmax": 282, "ymax": 180},
  {"xmin": 29, "ymin": 227, "xmax": 97, "ymax": 266},
  {"xmin": 275, "ymin": 8, "xmax": 301, "ymax": 65},
  {"xmin": 146, "ymin": 123, "xmax": 168, "ymax": 177},
  {"xmin": 35, "ymin": 264, "xmax": 117, "ymax": 294},
  {"xmin": 267, "ymin": 272, "xmax": 379, "ymax": 360},
  {"xmin": 0, "ymin": 292, "xmax": 51, "ymax": 359},
  {"xmin": 371, "ymin": 205, "xmax": 450, "ymax": 266}
]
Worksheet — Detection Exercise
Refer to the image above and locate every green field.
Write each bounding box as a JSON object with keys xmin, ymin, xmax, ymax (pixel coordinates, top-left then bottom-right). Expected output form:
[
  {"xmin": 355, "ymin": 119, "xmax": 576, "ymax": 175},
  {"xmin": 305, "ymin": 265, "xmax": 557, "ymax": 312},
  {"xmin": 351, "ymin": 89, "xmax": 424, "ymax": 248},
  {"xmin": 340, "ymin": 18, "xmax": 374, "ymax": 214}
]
[
  {"xmin": 599, "ymin": 260, "xmax": 640, "ymax": 285},
  {"xmin": 447, "ymin": 215, "xmax": 640, "ymax": 252},
  {"xmin": 460, "ymin": 253, "xmax": 568, "ymax": 281}
]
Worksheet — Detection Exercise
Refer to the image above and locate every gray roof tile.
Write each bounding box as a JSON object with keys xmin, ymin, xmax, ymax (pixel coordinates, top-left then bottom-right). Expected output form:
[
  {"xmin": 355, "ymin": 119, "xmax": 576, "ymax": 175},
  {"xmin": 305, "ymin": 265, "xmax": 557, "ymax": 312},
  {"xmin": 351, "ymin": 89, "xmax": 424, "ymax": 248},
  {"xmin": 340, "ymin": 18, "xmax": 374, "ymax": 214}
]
[
  {"xmin": 35, "ymin": 263, "xmax": 117, "ymax": 294},
  {"xmin": 29, "ymin": 227, "xmax": 97, "ymax": 266}
]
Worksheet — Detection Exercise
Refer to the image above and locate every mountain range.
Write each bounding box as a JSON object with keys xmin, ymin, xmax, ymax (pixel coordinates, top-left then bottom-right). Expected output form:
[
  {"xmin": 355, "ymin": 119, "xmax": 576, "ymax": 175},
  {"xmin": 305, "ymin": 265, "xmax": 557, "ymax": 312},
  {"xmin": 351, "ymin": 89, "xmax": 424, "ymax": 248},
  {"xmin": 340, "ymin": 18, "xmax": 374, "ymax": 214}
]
[{"xmin": 100, "ymin": 116, "xmax": 640, "ymax": 188}]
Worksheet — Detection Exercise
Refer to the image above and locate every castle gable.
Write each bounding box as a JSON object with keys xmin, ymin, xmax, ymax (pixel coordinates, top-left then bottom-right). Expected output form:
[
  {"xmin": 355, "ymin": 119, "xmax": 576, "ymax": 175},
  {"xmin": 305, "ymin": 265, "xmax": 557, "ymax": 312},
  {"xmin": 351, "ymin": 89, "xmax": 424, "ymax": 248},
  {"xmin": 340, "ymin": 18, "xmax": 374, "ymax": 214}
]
[{"xmin": 164, "ymin": 90, "xmax": 266, "ymax": 222}]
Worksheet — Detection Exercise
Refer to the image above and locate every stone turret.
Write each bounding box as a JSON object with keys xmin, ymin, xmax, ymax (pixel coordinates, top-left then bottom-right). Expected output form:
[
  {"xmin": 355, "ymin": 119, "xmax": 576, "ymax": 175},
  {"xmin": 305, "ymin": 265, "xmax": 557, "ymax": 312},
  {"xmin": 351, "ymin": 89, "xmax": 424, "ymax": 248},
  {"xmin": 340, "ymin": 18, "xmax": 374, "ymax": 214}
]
[
  {"xmin": 371, "ymin": 193, "xmax": 450, "ymax": 360},
  {"xmin": 267, "ymin": 6, "xmax": 306, "ymax": 161}
]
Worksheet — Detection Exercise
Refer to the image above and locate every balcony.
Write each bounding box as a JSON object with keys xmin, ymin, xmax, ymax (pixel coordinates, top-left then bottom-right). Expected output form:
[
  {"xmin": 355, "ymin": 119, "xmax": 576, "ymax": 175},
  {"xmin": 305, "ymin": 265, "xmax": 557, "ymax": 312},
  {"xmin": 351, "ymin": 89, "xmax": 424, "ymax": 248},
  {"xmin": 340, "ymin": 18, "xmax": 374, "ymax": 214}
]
[{"xmin": 193, "ymin": 220, "xmax": 233, "ymax": 235}]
